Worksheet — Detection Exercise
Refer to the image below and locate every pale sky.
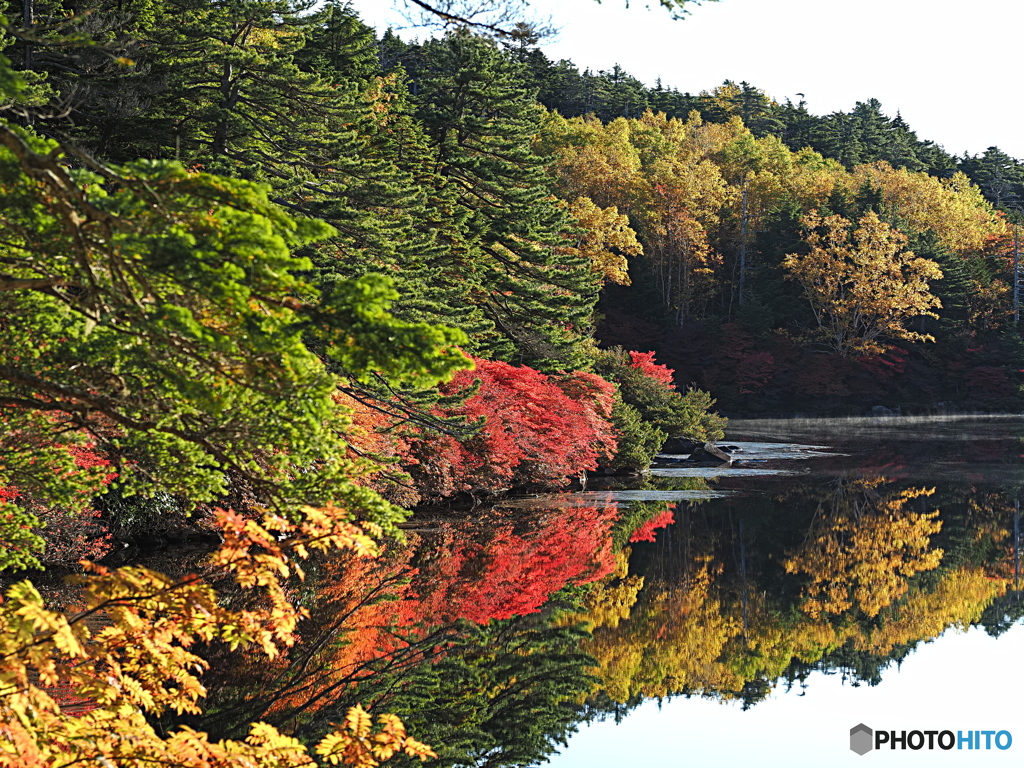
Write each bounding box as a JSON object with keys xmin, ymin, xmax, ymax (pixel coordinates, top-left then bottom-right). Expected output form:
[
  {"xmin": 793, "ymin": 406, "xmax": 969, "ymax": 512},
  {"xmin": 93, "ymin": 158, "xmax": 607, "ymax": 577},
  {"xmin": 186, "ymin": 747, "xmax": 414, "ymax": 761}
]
[{"xmin": 349, "ymin": 0, "xmax": 1024, "ymax": 160}]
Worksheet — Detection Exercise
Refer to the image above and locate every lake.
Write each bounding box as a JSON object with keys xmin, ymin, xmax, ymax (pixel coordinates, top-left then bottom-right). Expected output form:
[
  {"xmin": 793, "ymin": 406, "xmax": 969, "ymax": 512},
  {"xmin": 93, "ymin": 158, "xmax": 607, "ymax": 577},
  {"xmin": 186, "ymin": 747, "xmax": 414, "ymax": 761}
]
[
  {"xmin": 545, "ymin": 414, "xmax": 1024, "ymax": 767},
  {"xmin": 190, "ymin": 415, "xmax": 1024, "ymax": 767}
]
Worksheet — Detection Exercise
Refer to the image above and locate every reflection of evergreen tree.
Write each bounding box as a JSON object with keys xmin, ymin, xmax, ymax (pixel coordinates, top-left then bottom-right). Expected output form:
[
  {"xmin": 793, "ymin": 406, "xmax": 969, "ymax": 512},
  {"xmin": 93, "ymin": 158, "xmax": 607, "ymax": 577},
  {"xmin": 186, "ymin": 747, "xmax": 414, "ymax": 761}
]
[
  {"xmin": 980, "ymin": 591, "xmax": 1024, "ymax": 637},
  {"xmin": 329, "ymin": 620, "xmax": 596, "ymax": 768},
  {"xmin": 782, "ymin": 642, "xmax": 917, "ymax": 690}
]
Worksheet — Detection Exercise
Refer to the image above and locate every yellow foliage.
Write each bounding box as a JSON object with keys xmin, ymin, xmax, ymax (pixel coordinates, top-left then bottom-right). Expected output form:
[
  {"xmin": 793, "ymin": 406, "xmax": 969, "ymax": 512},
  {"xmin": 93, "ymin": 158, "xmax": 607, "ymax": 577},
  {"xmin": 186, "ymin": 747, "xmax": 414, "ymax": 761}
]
[
  {"xmin": 850, "ymin": 163, "xmax": 1005, "ymax": 255},
  {"xmin": 316, "ymin": 705, "xmax": 436, "ymax": 767},
  {"xmin": 783, "ymin": 211, "xmax": 943, "ymax": 356},
  {"xmin": 539, "ymin": 112, "xmax": 643, "ymax": 212},
  {"xmin": 564, "ymin": 197, "xmax": 641, "ymax": 286},
  {"xmin": 0, "ymin": 504, "xmax": 432, "ymax": 767},
  {"xmin": 967, "ymin": 278, "xmax": 1012, "ymax": 332}
]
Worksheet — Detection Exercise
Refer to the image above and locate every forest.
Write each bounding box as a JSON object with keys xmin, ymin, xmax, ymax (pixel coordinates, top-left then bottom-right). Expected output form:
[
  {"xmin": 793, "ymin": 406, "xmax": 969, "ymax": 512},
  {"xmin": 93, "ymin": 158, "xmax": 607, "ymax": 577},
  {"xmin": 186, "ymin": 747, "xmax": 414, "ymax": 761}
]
[{"xmin": 1, "ymin": 0, "xmax": 1023, "ymax": 765}]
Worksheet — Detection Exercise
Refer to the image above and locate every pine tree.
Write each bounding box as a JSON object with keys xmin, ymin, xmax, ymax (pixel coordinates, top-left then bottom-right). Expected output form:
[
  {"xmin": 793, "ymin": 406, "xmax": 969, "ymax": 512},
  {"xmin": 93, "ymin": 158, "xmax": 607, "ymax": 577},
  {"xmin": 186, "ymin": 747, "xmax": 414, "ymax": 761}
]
[
  {"xmin": 414, "ymin": 30, "xmax": 600, "ymax": 370},
  {"xmin": 294, "ymin": 0, "xmax": 379, "ymax": 84},
  {"xmin": 959, "ymin": 146, "xmax": 1024, "ymax": 212}
]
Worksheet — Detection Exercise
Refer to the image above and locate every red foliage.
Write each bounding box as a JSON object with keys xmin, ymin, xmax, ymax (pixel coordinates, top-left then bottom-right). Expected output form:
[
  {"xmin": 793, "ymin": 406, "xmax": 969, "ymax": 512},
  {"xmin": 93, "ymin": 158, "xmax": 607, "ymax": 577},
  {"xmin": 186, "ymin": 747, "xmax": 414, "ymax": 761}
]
[
  {"xmin": 628, "ymin": 350, "xmax": 676, "ymax": 387},
  {"xmin": 0, "ymin": 441, "xmax": 116, "ymax": 566},
  {"xmin": 35, "ymin": 505, "xmax": 114, "ymax": 567},
  {"xmin": 704, "ymin": 325, "xmax": 776, "ymax": 395},
  {"xmin": 857, "ymin": 345, "xmax": 909, "ymax": 380},
  {"xmin": 966, "ymin": 366, "xmax": 1013, "ymax": 397},
  {"xmin": 733, "ymin": 351, "xmax": 776, "ymax": 395},
  {"xmin": 44, "ymin": 681, "xmax": 102, "ymax": 716},
  {"xmin": 332, "ymin": 391, "xmax": 418, "ymax": 505},
  {"xmin": 408, "ymin": 358, "xmax": 618, "ymax": 499},
  {"xmin": 629, "ymin": 508, "xmax": 676, "ymax": 543},
  {"xmin": 791, "ymin": 354, "xmax": 851, "ymax": 397},
  {"xmin": 65, "ymin": 444, "xmax": 113, "ymax": 472}
]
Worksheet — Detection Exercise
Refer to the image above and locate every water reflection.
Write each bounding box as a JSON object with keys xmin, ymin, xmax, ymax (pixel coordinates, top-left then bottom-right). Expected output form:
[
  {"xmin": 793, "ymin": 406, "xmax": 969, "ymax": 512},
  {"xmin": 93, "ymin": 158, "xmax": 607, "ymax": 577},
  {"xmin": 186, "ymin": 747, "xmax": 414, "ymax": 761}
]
[
  {"xmin": 567, "ymin": 480, "xmax": 1009, "ymax": 711},
  {"xmin": 181, "ymin": 416, "xmax": 1024, "ymax": 767}
]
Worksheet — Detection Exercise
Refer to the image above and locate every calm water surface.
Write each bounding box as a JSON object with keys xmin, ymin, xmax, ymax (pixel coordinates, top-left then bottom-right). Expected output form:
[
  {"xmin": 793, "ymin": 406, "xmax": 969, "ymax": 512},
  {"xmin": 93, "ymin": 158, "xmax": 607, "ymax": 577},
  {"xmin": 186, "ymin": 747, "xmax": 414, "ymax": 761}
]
[
  {"xmin": 186, "ymin": 415, "xmax": 1024, "ymax": 767},
  {"xmin": 546, "ymin": 415, "xmax": 1024, "ymax": 767}
]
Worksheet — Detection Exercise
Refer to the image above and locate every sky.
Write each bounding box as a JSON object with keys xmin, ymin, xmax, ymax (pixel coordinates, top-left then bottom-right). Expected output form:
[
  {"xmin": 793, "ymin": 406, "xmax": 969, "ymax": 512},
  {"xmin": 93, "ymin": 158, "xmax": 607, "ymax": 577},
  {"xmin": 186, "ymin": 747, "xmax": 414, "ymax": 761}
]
[{"xmin": 348, "ymin": 0, "xmax": 1024, "ymax": 160}]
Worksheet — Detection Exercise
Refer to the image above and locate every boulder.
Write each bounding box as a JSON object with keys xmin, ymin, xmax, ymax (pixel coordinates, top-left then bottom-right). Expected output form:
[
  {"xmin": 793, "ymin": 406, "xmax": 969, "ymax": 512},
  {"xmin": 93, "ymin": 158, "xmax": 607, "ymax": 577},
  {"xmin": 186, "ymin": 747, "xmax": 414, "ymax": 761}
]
[{"xmin": 661, "ymin": 436, "xmax": 704, "ymax": 455}]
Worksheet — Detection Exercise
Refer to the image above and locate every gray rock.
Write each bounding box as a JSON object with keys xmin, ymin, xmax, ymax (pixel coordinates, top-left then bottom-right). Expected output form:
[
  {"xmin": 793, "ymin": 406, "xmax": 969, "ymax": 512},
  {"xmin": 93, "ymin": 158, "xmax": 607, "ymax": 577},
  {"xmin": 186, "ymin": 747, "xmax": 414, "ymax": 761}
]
[{"xmin": 662, "ymin": 436, "xmax": 703, "ymax": 454}]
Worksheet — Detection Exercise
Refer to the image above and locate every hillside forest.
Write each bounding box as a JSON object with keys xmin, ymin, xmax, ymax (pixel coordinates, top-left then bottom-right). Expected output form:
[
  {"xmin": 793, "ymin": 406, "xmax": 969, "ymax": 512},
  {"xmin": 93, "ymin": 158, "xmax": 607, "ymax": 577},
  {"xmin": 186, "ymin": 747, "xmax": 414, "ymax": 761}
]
[{"xmin": 2, "ymin": 1, "xmax": 1024, "ymax": 766}]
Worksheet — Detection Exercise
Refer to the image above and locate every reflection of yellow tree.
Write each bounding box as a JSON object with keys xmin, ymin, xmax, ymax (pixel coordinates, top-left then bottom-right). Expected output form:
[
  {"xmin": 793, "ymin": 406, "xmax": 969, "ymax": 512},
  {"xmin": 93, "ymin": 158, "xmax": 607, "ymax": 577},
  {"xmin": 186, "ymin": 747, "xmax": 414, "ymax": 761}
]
[
  {"xmin": 723, "ymin": 592, "xmax": 854, "ymax": 683},
  {"xmin": 583, "ymin": 555, "xmax": 745, "ymax": 701},
  {"xmin": 559, "ymin": 549, "xmax": 645, "ymax": 632},
  {"xmin": 784, "ymin": 481, "xmax": 944, "ymax": 617},
  {"xmin": 581, "ymin": 493, "xmax": 1006, "ymax": 707},
  {"xmin": 965, "ymin": 493, "xmax": 1014, "ymax": 576},
  {"xmin": 857, "ymin": 567, "xmax": 1007, "ymax": 655}
]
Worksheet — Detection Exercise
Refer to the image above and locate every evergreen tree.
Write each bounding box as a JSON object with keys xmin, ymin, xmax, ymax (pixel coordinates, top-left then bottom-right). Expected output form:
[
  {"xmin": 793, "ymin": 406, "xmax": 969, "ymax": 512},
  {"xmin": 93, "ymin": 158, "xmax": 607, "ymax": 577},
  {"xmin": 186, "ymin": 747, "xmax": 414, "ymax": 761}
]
[
  {"xmin": 959, "ymin": 146, "xmax": 1024, "ymax": 212},
  {"xmin": 537, "ymin": 59, "xmax": 590, "ymax": 116},
  {"xmin": 910, "ymin": 231, "xmax": 972, "ymax": 338},
  {"xmin": 597, "ymin": 64, "xmax": 648, "ymax": 121},
  {"xmin": 294, "ymin": 0, "xmax": 379, "ymax": 84},
  {"xmin": 414, "ymin": 30, "xmax": 599, "ymax": 370},
  {"xmin": 777, "ymin": 96, "xmax": 816, "ymax": 150},
  {"xmin": 0, "ymin": 121, "xmax": 469, "ymax": 567}
]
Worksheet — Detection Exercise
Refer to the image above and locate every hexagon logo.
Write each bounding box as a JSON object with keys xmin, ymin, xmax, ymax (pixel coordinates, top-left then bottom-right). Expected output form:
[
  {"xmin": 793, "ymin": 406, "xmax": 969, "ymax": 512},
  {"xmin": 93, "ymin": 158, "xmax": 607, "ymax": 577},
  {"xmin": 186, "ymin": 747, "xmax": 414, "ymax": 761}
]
[{"xmin": 850, "ymin": 723, "xmax": 873, "ymax": 755}]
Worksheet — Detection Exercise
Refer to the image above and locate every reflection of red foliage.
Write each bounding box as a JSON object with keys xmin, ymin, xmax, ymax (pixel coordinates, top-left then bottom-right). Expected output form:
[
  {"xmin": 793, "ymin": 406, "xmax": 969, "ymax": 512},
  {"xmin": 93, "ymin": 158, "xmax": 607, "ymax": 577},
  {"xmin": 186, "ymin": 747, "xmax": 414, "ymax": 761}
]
[
  {"xmin": 628, "ymin": 350, "xmax": 675, "ymax": 387},
  {"xmin": 414, "ymin": 505, "xmax": 620, "ymax": 624},
  {"xmin": 629, "ymin": 508, "xmax": 676, "ymax": 543},
  {"xmin": 258, "ymin": 504, "xmax": 622, "ymax": 720},
  {"xmin": 308, "ymin": 505, "xmax": 621, "ymax": 651}
]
